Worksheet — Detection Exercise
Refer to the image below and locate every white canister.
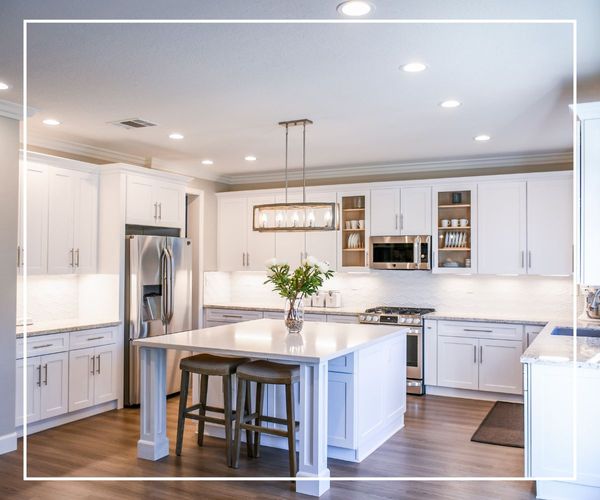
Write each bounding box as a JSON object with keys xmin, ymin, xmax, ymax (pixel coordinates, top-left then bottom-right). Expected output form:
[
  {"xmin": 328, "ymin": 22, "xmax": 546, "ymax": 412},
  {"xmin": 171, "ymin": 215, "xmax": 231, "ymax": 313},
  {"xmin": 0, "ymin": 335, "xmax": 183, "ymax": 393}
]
[{"xmin": 326, "ymin": 290, "xmax": 342, "ymax": 308}]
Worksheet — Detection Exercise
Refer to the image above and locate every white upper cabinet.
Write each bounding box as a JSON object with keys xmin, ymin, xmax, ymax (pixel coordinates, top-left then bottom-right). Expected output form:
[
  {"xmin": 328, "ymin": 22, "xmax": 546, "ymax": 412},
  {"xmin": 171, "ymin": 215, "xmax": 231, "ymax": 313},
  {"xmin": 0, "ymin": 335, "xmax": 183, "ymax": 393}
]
[
  {"xmin": 246, "ymin": 195, "xmax": 276, "ymax": 271},
  {"xmin": 217, "ymin": 197, "xmax": 248, "ymax": 271},
  {"xmin": 305, "ymin": 191, "xmax": 337, "ymax": 268},
  {"xmin": 370, "ymin": 187, "xmax": 431, "ymax": 236},
  {"xmin": 477, "ymin": 181, "xmax": 527, "ymax": 275},
  {"xmin": 370, "ymin": 188, "xmax": 399, "ymax": 236},
  {"xmin": 126, "ymin": 174, "xmax": 186, "ymax": 229},
  {"xmin": 527, "ymin": 178, "xmax": 573, "ymax": 276},
  {"xmin": 47, "ymin": 167, "xmax": 98, "ymax": 274},
  {"xmin": 400, "ymin": 187, "xmax": 432, "ymax": 235},
  {"xmin": 18, "ymin": 161, "xmax": 48, "ymax": 274}
]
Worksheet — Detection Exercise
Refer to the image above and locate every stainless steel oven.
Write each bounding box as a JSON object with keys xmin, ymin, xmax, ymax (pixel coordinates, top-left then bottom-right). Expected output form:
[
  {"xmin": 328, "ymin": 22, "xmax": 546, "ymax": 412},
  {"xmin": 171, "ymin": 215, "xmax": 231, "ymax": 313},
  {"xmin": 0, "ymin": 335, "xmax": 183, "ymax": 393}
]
[{"xmin": 369, "ymin": 235, "xmax": 431, "ymax": 270}]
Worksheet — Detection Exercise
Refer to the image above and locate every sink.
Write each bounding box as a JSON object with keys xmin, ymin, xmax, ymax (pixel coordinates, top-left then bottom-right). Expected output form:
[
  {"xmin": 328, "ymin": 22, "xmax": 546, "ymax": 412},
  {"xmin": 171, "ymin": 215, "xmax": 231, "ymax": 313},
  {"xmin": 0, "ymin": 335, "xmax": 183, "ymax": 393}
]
[{"xmin": 551, "ymin": 327, "xmax": 600, "ymax": 338}]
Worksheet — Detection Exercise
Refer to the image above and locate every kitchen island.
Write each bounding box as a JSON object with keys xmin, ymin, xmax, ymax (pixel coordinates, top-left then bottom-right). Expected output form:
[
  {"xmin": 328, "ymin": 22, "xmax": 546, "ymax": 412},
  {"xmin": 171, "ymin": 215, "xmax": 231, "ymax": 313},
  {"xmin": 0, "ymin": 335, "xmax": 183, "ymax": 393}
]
[
  {"xmin": 521, "ymin": 320, "xmax": 600, "ymax": 499},
  {"xmin": 134, "ymin": 318, "xmax": 407, "ymax": 497}
]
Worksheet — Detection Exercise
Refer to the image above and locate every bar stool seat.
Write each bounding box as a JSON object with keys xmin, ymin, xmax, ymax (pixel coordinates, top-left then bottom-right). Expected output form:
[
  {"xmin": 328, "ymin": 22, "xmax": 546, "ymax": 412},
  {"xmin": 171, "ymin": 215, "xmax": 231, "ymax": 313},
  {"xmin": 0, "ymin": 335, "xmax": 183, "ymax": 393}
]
[
  {"xmin": 176, "ymin": 353, "xmax": 252, "ymax": 466},
  {"xmin": 232, "ymin": 360, "xmax": 300, "ymax": 477}
]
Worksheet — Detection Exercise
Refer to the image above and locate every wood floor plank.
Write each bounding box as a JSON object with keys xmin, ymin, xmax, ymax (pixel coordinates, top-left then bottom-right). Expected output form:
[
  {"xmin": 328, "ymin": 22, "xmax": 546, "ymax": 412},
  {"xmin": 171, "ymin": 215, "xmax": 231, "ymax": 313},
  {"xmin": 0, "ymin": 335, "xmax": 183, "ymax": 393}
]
[{"xmin": 0, "ymin": 394, "xmax": 535, "ymax": 499}]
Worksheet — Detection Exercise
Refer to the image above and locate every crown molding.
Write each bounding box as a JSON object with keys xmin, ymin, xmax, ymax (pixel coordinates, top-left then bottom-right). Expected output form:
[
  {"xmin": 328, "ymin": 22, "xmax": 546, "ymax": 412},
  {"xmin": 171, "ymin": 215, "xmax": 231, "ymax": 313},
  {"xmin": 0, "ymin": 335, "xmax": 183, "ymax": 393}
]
[
  {"xmin": 0, "ymin": 99, "xmax": 37, "ymax": 120},
  {"xmin": 26, "ymin": 133, "xmax": 147, "ymax": 166},
  {"xmin": 220, "ymin": 150, "xmax": 572, "ymax": 185},
  {"xmin": 150, "ymin": 158, "xmax": 228, "ymax": 184}
]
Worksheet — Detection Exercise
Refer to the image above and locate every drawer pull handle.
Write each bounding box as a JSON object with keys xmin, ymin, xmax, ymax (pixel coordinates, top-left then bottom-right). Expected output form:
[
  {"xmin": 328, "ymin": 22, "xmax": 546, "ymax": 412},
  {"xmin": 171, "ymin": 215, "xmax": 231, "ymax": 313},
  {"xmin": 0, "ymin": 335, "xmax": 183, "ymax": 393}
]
[
  {"xmin": 222, "ymin": 314, "xmax": 243, "ymax": 319},
  {"xmin": 87, "ymin": 336, "xmax": 104, "ymax": 341},
  {"xmin": 33, "ymin": 344, "xmax": 53, "ymax": 349},
  {"xmin": 463, "ymin": 328, "xmax": 493, "ymax": 333}
]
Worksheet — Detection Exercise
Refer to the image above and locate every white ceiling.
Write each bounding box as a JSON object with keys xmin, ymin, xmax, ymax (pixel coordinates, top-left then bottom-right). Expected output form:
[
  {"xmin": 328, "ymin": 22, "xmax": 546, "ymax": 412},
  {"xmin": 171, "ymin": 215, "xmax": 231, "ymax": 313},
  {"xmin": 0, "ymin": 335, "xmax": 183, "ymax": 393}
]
[{"xmin": 1, "ymin": 1, "xmax": 599, "ymax": 182}]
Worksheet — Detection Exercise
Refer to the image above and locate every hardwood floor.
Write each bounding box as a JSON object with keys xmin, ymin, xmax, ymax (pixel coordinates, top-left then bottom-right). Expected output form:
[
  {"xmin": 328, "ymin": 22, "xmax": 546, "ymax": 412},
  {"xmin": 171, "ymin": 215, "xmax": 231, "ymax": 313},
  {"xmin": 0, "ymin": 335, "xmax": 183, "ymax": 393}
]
[{"xmin": 0, "ymin": 394, "xmax": 536, "ymax": 499}]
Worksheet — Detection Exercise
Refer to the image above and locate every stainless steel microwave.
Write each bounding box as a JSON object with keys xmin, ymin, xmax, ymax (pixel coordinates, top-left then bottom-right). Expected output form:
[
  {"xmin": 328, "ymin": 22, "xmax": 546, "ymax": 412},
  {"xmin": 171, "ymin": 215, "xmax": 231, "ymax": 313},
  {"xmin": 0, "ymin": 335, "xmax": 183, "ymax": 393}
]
[{"xmin": 369, "ymin": 235, "xmax": 431, "ymax": 270}]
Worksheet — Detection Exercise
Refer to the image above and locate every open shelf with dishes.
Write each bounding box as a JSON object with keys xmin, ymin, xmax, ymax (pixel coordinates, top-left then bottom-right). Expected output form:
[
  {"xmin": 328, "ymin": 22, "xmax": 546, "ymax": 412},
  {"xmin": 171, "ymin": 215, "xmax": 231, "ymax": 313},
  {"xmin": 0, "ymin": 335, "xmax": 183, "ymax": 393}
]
[
  {"xmin": 339, "ymin": 193, "xmax": 369, "ymax": 269},
  {"xmin": 434, "ymin": 187, "xmax": 476, "ymax": 272}
]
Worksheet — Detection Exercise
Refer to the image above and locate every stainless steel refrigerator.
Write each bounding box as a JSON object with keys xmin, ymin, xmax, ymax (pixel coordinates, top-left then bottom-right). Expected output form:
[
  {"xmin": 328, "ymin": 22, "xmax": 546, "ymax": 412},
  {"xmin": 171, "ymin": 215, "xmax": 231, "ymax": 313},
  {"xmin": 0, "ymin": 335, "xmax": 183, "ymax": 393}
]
[{"xmin": 125, "ymin": 235, "xmax": 192, "ymax": 406}]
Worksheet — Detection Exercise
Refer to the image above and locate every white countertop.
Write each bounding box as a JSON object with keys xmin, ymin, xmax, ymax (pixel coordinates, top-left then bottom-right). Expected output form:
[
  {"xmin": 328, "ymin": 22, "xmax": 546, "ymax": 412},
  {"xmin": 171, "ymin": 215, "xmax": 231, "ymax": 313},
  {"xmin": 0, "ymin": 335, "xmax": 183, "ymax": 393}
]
[
  {"xmin": 521, "ymin": 318, "xmax": 600, "ymax": 368},
  {"xmin": 134, "ymin": 318, "xmax": 406, "ymax": 363},
  {"xmin": 204, "ymin": 302, "xmax": 364, "ymax": 316},
  {"xmin": 16, "ymin": 319, "xmax": 121, "ymax": 338}
]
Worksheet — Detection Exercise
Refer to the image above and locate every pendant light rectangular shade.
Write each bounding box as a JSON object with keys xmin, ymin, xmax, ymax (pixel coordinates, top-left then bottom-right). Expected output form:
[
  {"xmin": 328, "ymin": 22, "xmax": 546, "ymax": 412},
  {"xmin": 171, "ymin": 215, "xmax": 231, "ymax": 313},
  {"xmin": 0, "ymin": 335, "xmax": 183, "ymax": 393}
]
[{"xmin": 253, "ymin": 202, "xmax": 338, "ymax": 232}]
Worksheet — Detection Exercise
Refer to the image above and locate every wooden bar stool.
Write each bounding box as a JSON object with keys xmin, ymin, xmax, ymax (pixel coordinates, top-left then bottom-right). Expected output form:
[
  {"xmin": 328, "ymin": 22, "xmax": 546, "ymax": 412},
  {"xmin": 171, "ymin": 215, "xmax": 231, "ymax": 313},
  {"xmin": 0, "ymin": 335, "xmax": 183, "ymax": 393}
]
[
  {"xmin": 232, "ymin": 360, "xmax": 300, "ymax": 477},
  {"xmin": 176, "ymin": 353, "xmax": 252, "ymax": 466}
]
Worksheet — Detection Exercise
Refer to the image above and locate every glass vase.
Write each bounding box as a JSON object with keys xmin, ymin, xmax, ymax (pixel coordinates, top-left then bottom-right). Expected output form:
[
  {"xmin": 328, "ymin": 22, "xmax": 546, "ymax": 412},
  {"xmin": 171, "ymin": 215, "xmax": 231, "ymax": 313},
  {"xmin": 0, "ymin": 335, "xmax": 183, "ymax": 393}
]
[{"xmin": 284, "ymin": 297, "xmax": 305, "ymax": 334}]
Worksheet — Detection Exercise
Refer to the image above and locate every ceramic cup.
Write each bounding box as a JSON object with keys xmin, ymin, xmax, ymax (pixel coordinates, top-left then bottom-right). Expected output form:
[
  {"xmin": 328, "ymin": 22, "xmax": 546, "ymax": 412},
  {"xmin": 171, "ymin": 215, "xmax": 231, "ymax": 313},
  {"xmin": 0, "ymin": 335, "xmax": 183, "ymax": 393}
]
[
  {"xmin": 460, "ymin": 218, "xmax": 469, "ymax": 227},
  {"xmin": 358, "ymin": 219, "xmax": 365, "ymax": 229},
  {"xmin": 345, "ymin": 221, "xmax": 351, "ymax": 229},
  {"xmin": 350, "ymin": 220, "xmax": 359, "ymax": 229},
  {"xmin": 441, "ymin": 219, "xmax": 450, "ymax": 228},
  {"xmin": 451, "ymin": 219, "xmax": 459, "ymax": 227}
]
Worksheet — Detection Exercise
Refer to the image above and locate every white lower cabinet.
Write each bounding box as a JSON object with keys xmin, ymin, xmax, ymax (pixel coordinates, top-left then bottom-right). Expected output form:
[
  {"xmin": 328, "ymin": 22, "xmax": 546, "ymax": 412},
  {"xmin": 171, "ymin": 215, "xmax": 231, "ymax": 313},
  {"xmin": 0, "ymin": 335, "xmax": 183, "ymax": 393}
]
[
  {"xmin": 525, "ymin": 324, "xmax": 544, "ymax": 346},
  {"xmin": 437, "ymin": 336, "xmax": 479, "ymax": 390},
  {"xmin": 478, "ymin": 339, "xmax": 523, "ymax": 394},
  {"xmin": 69, "ymin": 345, "xmax": 118, "ymax": 412},
  {"xmin": 16, "ymin": 352, "xmax": 69, "ymax": 426},
  {"xmin": 327, "ymin": 371, "xmax": 354, "ymax": 448}
]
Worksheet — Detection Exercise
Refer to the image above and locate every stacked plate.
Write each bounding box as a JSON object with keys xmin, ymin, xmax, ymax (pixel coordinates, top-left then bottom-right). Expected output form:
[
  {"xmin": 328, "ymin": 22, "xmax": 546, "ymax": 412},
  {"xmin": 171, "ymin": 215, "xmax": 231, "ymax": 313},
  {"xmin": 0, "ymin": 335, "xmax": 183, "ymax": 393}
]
[
  {"xmin": 347, "ymin": 233, "xmax": 361, "ymax": 249},
  {"xmin": 444, "ymin": 231, "xmax": 467, "ymax": 248}
]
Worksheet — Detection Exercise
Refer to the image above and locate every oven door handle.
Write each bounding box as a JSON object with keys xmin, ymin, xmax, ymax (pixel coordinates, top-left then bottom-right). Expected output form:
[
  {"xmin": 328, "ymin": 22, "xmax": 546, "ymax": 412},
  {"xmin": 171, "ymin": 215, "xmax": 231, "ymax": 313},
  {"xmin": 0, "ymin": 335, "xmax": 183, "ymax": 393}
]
[{"xmin": 414, "ymin": 236, "xmax": 421, "ymax": 267}]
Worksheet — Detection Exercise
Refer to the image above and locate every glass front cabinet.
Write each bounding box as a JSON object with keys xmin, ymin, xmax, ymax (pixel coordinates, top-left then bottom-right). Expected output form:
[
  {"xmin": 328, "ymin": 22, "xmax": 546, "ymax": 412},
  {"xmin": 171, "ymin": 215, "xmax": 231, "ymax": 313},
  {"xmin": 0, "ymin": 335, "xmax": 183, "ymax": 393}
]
[
  {"xmin": 337, "ymin": 191, "xmax": 371, "ymax": 271},
  {"xmin": 432, "ymin": 184, "xmax": 478, "ymax": 274}
]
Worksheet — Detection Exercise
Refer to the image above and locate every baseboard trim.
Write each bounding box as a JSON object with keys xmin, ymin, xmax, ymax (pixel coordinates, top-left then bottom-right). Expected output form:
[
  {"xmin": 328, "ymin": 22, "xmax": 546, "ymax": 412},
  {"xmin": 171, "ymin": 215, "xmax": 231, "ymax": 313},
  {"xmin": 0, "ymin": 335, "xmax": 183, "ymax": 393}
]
[
  {"xmin": 426, "ymin": 386, "xmax": 524, "ymax": 403},
  {"xmin": 0, "ymin": 431, "xmax": 17, "ymax": 455}
]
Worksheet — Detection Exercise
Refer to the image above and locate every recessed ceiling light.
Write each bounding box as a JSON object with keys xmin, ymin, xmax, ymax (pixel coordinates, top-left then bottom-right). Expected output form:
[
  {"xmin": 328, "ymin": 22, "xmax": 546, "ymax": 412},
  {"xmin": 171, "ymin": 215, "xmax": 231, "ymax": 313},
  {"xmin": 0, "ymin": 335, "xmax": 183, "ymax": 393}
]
[
  {"xmin": 169, "ymin": 132, "xmax": 184, "ymax": 140},
  {"xmin": 201, "ymin": 159, "xmax": 214, "ymax": 165},
  {"xmin": 440, "ymin": 99, "xmax": 461, "ymax": 108},
  {"xmin": 42, "ymin": 118, "xmax": 61, "ymax": 126},
  {"xmin": 474, "ymin": 134, "xmax": 491, "ymax": 142},
  {"xmin": 244, "ymin": 155, "xmax": 257, "ymax": 162},
  {"xmin": 337, "ymin": 1, "xmax": 373, "ymax": 17},
  {"xmin": 0, "ymin": 82, "xmax": 9, "ymax": 90},
  {"xmin": 401, "ymin": 62, "xmax": 427, "ymax": 73}
]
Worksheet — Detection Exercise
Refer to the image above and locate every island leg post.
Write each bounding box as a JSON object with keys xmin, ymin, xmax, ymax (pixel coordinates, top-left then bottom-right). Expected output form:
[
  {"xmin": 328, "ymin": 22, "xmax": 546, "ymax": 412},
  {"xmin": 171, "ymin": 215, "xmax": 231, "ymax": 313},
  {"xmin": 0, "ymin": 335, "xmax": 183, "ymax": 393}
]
[
  {"xmin": 137, "ymin": 347, "xmax": 170, "ymax": 460},
  {"xmin": 297, "ymin": 361, "xmax": 330, "ymax": 496}
]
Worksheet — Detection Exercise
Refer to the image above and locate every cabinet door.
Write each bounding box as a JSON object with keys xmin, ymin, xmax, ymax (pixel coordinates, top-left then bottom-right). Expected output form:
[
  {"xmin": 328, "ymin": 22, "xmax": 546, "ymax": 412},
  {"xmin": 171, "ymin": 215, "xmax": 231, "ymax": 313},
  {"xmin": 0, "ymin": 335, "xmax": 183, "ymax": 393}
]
[
  {"xmin": 126, "ymin": 174, "xmax": 157, "ymax": 226},
  {"xmin": 94, "ymin": 345, "xmax": 118, "ymax": 404},
  {"xmin": 21, "ymin": 162, "xmax": 48, "ymax": 274},
  {"xmin": 370, "ymin": 188, "xmax": 400, "ymax": 236},
  {"xmin": 400, "ymin": 187, "xmax": 431, "ymax": 235},
  {"xmin": 423, "ymin": 320, "xmax": 438, "ymax": 386},
  {"xmin": 525, "ymin": 325, "xmax": 543, "ymax": 347},
  {"xmin": 155, "ymin": 181, "xmax": 185, "ymax": 228},
  {"xmin": 217, "ymin": 197, "xmax": 247, "ymax": 271},
  {"xmin": 437, "ymin": 336, "xmax": 479, "ymax": 390},
  {"xmin": 527, "ymin": 178, "xmax": 573, "ymax": 275},
  {"xmin": 581, "ymin": 118, "xmax": 600, "ymax": 285},
  {"xmin": 478, "ymin": 339, "xmax": 523, "ymax": 394},
  {"xmin": 40, "ymin": 352, "xmax": 69, "ymax": 420},
  {"xmin": 47, "ymin": 167, "xmax": 76, "ymax": 273},
  {"xmin": 69, "ymin": 348, "xmax": 95, "ymax": 412},
  {"xmin": 305, "ymin": 191, "xmax": 337, "ymax": 267},
  {"xmin": 328, "ymin": 372, "xmax": 354, "ymax": 448},
  {"xmin": 477, "ymin": 182, "xmax": 527, "ymax": 274},
  {"xmin": 274, "ymin": 192, "xmax": 305, "ymax": 268},
  {"xmin": 73, "ymin": 173, "xmax": 98, "ymax": 274},
  {"xmin": 246, "ymin": 196, "xmax": 276, "ymax": 271},
  {"xmin": 15, "ymin": 356, "xmax": 41, "ymax": 426}
]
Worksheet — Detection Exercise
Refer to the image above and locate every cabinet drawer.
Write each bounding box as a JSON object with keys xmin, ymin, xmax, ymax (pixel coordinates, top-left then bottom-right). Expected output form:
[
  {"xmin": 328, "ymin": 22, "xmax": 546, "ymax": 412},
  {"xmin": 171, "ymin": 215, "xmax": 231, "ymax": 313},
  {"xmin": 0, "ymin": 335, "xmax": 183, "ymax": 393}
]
[
  {"xmin": 437, "ymin": 320, "xmax": 524, "ymax": 341},
  {"xmin": 305, "ymin": 313, "xmax": 327, "ymax": 322},
  {"xmin": 327, "ymin": 314, "xmax": 359, "ymax": 324},
  {"xmin": 205, "ymin": 308, "xmax": 263, "ymax": 323},
  {"xmin": 16, "ymin": 332, "xmax": 69, "ymax": 359},
  {"xmin": 70, "ymin": 327, "xmax": 117, "ymax": 349},
  {"xmin": 328, "ymin": 353, "xmax": 355, "ymax": 374}
]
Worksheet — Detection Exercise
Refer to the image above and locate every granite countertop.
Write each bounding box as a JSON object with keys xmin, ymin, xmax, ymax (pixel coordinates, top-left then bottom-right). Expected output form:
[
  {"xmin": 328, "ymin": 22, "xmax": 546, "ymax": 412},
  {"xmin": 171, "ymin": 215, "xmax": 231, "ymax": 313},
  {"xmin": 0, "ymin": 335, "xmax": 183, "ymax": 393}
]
[
  {"xmin": 204, "ymin": 302, "xmax": 364, "ymax": 316},
  {"xmin": 521, "ymin": 318, "xmax": 600, "ymax": 368},
  {"xmin": 16, "ymin": 319, "xmax": 121, "ymax": 338}
]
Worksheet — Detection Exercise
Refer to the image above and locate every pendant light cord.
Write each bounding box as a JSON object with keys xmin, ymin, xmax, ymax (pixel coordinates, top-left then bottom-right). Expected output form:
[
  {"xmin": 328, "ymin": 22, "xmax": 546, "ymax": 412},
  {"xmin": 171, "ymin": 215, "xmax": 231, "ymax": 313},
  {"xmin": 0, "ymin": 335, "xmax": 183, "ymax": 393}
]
[
  {"xmin": 285, "ymin": 123, "xmax": 289, "ymax": 204},
  {"xmin": 302, "ymin": 121, "xmax": 306, "ymax": 203}
]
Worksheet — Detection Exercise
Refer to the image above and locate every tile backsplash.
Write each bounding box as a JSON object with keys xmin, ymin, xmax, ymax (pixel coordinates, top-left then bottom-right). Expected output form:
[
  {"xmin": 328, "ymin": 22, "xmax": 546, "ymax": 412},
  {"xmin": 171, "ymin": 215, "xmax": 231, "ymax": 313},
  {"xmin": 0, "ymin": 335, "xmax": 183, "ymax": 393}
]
[{"xmin": 204, "ymin": 271, "xmax": 576, "ymax": 319}]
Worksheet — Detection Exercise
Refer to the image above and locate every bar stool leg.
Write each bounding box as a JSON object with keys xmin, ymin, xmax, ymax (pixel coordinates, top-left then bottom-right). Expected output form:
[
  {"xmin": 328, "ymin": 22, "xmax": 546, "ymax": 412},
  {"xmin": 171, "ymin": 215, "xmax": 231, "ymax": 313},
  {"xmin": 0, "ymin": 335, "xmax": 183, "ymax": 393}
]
[
  {"xmin": 285, "ymin": 383, "xmax": 297, "ymax": 477},
  {"xmin": 223, "ymin": 375, "xmax": 233, "ymax": 467},
  {"xmin": 197, "ymin": 374, "xmax": 208, "ymax": 446},
  {"xmin": 175, "ymin": 369, "xmax": 190, "ymax": 456},
  {"xmin": 253, "ymin": 382, "xmax": 264, "ymax": 458},
  {"xmin": 245, "ymin": 381, "xmax": 253, "ymax": 457},
  {"xmin": 232, "ymin": 378, "xmax": 246, "ymax": 469}
]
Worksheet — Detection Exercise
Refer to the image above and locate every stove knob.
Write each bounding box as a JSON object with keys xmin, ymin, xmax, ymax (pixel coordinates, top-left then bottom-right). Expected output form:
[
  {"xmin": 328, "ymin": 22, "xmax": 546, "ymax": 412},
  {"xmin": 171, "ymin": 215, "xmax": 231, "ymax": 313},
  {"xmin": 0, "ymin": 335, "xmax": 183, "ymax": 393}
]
[
  {"xmin": 398, "ymin": 317, "xmax": 406, "ymax": 323},
  {"xmin": 410, "ymin": 318, "xmax": 418, "ymax": 324},
  {"xmin": 359, "ymin": 315, "xmax": 366, "ymax": 322},
  {"xmin": 373, "ymin": 316, "xmax": 379, "ymax": 322}
]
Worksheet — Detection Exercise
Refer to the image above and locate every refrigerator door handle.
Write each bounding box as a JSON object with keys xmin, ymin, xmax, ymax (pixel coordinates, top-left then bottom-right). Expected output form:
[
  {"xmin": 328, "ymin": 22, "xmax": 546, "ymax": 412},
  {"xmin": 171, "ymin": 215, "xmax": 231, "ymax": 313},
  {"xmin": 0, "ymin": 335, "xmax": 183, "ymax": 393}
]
[
  {"xmin": 161, "ymin": 245, "xmax": 175, "ymax": 326},
  {"xmin": 167, "ymin": 246, "xmax": 174, "ymax": 323},
  {"xmin": 160, "ymin": 248, "xmax": 168, "ymax": 326}
]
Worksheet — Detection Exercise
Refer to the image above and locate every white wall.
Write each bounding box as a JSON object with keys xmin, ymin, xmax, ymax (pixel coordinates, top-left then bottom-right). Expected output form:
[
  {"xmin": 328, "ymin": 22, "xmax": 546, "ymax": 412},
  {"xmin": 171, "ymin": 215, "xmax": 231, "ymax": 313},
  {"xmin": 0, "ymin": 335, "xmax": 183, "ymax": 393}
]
[
  {"xmin": 205, "ymin": 271, "xmax": 574, "ymax": 321},
  {"xmin": 0, "ymin": 114, "xmax": 18, "ymax": 451}
]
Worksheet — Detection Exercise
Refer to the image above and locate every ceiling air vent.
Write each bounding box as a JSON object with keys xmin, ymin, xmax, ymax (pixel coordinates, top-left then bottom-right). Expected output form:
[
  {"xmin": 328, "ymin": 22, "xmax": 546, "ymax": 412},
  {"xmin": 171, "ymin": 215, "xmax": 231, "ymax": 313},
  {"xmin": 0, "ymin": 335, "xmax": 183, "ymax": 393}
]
[{"xmin": 109, "ymin": 118, "xmax": 157, "ymax": 130}]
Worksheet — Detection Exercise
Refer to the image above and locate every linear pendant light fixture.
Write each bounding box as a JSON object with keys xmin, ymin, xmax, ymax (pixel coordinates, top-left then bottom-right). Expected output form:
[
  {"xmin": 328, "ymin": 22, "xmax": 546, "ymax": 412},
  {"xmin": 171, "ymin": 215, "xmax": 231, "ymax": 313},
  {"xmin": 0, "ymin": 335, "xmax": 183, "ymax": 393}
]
[{"xmin": 253, "ymin": 119, "xmax": 338, "ymax": 232}]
